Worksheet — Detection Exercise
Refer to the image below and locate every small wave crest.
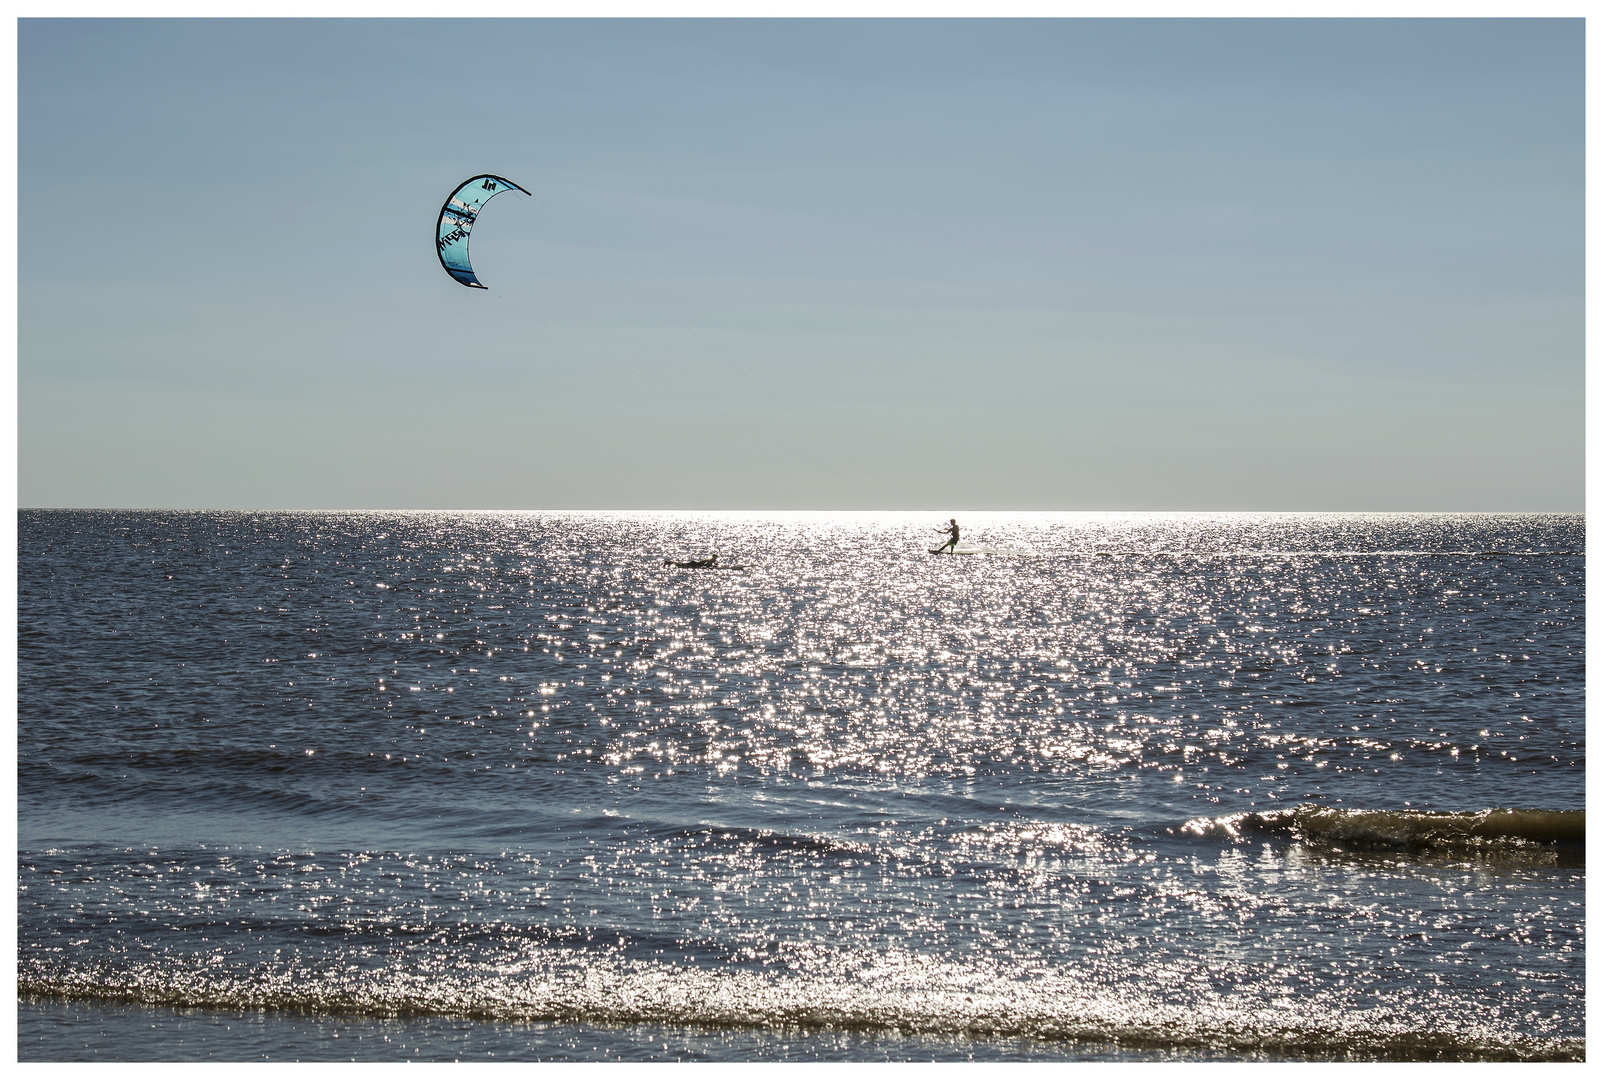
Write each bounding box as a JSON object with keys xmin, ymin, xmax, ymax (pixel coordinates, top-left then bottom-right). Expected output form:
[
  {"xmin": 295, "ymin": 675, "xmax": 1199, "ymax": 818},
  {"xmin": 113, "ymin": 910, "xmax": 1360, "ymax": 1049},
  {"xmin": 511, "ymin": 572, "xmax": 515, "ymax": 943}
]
[{"xmin": 1181, "ymin": 805, "xmax": 1583, "ymax": 858}]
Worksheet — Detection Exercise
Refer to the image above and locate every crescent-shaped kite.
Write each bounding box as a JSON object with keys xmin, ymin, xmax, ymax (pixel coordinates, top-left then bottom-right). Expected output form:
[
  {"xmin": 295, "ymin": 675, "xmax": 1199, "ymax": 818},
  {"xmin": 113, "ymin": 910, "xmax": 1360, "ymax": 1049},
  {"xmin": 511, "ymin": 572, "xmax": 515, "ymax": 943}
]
[{"xmin": 435, "ymin": 174, "xmax": 531, "ymax": 289}]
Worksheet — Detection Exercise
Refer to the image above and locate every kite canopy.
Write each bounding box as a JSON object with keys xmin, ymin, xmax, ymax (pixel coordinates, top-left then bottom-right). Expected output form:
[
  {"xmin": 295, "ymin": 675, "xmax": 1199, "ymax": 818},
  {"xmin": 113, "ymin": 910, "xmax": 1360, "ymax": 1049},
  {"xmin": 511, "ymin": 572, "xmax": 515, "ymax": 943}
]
[{"xmin": 435, "ymin": 174, "xmax": 530, "ymax": 288}]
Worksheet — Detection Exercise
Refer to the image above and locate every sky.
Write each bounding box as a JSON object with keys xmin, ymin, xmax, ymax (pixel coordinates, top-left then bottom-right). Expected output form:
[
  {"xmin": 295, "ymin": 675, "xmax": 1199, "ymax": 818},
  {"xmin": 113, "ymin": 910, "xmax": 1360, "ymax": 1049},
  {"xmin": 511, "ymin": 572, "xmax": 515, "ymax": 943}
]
[{"xmin": 16, "ymin": 18, "xmax": 1584, "ymax": 511}]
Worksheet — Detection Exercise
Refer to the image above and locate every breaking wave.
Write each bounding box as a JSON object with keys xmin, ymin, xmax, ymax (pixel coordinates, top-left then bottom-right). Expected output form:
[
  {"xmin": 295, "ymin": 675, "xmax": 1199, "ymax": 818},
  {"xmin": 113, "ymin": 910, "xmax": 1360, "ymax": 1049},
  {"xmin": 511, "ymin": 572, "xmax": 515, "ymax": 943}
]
[{"xmin": 1181, "ymin": 805, "xmax": 1583, "ymax": 859}]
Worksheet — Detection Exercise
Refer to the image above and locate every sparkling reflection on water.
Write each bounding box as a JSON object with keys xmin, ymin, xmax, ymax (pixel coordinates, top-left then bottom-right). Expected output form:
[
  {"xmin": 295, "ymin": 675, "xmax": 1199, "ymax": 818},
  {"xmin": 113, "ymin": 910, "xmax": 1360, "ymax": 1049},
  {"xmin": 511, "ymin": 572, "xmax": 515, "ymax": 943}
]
[{"xmin": 17, "ymin": 511, "xmax": 1585, "ymax": 1060}]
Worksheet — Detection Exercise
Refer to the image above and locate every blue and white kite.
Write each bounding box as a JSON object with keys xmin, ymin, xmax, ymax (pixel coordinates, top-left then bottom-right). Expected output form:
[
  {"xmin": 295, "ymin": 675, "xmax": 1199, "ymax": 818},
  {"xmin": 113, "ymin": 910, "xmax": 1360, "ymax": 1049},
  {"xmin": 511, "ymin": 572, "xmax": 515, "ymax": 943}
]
[{"xmin": 435, "ymin": 174, "xmax": 530, "ymax": 289}]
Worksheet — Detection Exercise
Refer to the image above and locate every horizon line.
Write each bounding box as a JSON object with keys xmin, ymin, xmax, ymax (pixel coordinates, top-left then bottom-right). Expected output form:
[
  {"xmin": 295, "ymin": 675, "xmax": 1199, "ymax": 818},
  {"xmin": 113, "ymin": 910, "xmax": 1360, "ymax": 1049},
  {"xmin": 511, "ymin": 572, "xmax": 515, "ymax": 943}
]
[{"xmin": 16, "ymin": 507, "xmax": 1586, "ymax": 515}]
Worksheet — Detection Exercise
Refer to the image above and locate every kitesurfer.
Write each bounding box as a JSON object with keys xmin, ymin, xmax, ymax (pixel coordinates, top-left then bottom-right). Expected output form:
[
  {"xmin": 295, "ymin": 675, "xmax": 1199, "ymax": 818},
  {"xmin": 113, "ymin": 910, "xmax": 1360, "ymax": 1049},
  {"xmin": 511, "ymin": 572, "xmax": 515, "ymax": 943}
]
[
  {"xmin": 664, "ymin": 553, "xmax": 720, "ymax": 569},
  {"xmin": 935, "ymin": 519, "xmax": 960, "ymax": 554}
]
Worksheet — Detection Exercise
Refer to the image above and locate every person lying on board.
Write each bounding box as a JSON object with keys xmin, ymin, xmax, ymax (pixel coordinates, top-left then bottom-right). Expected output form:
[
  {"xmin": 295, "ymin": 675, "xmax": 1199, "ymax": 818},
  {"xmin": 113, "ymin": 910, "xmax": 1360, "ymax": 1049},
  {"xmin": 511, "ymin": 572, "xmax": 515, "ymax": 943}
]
[{"xmin": 664, "ymin": 553, "xmax": 720, "ymax": 568}]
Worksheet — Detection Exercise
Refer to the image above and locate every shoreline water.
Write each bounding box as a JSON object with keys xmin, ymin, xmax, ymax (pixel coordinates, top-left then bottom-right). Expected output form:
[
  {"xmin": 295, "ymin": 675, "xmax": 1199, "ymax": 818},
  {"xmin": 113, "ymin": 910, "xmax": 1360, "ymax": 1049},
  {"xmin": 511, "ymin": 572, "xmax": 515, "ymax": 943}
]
[{"xmin": 18, "ymin": 995, "xmax": 1585, "ymax": 1063}]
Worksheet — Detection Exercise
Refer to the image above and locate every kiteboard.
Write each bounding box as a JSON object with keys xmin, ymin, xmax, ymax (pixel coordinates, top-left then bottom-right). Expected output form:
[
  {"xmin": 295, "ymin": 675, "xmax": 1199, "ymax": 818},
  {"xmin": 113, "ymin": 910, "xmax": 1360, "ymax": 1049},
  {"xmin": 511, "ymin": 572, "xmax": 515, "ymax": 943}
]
[
  {"xmin": 664, "ymin": 560, "xmax": 746, "ymax": 571},
  {"xmin": 927, "ymin": 543, "xmax": 1027, "ymax": 556}
]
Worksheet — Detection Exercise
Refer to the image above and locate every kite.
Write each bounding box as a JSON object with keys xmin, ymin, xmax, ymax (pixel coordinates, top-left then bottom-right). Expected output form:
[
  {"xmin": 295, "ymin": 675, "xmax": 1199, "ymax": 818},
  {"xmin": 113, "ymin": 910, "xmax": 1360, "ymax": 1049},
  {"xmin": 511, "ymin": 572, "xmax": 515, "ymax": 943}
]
[{"xmin": 435, "ymin": 174, "xmax": 530, "ymax": 288}]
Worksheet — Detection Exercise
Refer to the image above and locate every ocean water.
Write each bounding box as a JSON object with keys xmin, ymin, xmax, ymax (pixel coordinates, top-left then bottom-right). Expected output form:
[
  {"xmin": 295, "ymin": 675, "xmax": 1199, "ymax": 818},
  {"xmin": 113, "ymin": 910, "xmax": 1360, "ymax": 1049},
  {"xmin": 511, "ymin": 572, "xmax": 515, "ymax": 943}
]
[{"xmin": 16, "ymin": 510, "xmax": 1585, "ymax": 1061}]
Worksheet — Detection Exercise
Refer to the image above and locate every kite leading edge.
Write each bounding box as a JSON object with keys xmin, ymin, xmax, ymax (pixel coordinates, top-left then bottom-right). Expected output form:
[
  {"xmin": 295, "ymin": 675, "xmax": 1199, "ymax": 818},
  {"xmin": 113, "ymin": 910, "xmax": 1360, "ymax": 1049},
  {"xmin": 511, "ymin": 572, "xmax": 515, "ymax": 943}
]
[{"xmin": 435, "ymin": 174, "xmax": 531, "ymax": 289}]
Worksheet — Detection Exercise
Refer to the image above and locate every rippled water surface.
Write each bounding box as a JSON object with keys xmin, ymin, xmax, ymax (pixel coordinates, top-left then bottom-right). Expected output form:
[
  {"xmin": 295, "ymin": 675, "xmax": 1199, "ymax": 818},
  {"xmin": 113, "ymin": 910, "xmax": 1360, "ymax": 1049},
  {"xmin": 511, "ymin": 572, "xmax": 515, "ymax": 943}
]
[{"xmin": 17, "ymin": 511, "xmax": 1585, "ymax": 1060}]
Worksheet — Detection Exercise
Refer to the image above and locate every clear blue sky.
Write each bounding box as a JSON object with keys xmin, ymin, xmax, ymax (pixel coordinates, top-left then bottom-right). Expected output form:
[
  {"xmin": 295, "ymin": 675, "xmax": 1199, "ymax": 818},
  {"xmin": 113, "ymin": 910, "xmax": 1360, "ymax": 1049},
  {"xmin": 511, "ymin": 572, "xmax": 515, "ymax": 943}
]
[{"xmin": 18, "ymin": 18, "xmax": 1583, "ymax": 510}]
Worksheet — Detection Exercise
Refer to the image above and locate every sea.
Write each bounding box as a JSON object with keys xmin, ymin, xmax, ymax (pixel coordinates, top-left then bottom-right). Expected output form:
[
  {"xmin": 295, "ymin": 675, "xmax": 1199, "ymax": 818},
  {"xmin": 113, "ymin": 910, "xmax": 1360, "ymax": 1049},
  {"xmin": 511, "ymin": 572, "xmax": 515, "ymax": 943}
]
[{"xmin": 15, "ymin": 510, "xmax": 1585, "ymax": 1062}]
